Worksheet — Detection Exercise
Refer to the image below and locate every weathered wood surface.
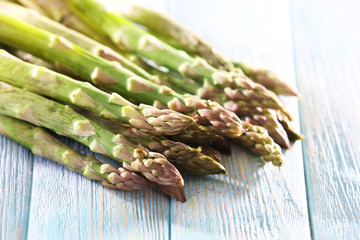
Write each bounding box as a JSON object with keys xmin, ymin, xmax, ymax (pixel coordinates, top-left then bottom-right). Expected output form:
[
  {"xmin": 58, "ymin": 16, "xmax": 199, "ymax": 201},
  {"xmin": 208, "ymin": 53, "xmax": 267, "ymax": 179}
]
[
  {"xmin": 290, "ymin": 0, "xmax": 360, "ymax": 238},
  {"xmin": 2, "ymin": 0, "xmax": 359, "ymax": 239}
]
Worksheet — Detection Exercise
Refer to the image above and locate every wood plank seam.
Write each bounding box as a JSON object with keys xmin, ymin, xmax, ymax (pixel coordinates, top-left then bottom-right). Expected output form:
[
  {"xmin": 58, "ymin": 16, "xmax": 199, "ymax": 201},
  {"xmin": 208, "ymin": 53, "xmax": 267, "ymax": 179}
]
[
  {"xmin": 288, "ymin": 0, "xmax": 319, "ymax": 239},
  {"xmin": 24, "ymin": 153, "xmax": 35, "ymax": 240}
]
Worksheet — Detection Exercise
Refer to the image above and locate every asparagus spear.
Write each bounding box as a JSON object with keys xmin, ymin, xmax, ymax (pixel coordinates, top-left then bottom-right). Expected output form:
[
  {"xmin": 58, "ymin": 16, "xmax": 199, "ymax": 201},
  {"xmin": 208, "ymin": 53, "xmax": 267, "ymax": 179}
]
[
  {"xmin": 0, "ymin": 82, "xmax": 183, "ymax": 187},
  {"xmin": 111, "ymin": 0, "xmax": 233, "ymax": 71},
  {"xmin": 0, "ymin": 4, "xmax": 232, "ymax": 145},
  {"xmin": 232, "ymin": 62, "xmax": 300, "ymax": 97},
  {"xmin": 78, "ymin": 109, "xmax": 227, "ymax": 175},
  {"xmin": 66, "ymin": 0, "xmax": 285, "ymax": 111},
  {"xmin": 17, "ymin": 0, "xmax": 111, "ymax": 45},
  {"xmin": 6, "ymin": 47, "xmax": 225, "ymax": 146},
  {"xmin": 0, "ymin": 1, "xmax": 152, "ymax": 79},
  {"xmin": 0, "ymin": 114, "xmax": 151, "ymax": 191},
  {"xmin": 112, "ymin": 0, "xmax": 299, "ymax": 97},
  {"xmin": 5, "ymin": 2, "xmax": 285, "ymax": 148},
  {"xmin": 13, "ymin": 0, "xmax": 298, "ymax": 148},
  {"xmin": 236, "ymin": 122, "xmax": 284, "ymax": 166},
  {"xmin": 0, "ymin": 49, "xmax": 193, "ymax": 136},
  {"xmin": 0, "ymin": 13, "xmax": 244, "ymax": 139}
]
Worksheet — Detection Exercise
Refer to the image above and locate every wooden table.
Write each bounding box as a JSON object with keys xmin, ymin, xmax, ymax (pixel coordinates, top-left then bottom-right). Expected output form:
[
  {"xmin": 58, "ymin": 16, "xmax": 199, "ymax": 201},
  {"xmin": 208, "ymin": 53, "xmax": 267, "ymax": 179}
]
[{"xmin": 1, "ymin": 0, "xmax": 359, "ymax": 239}]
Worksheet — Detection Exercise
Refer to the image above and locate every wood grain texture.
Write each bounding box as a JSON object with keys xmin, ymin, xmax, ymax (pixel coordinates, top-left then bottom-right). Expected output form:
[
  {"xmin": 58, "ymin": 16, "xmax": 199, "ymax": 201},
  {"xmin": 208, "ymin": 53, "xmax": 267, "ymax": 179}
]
[
  {"xmin": 290, "ymin": 0, "xmax": 360, "ymax": 239},
  {"xmin": 0, "ymin": 137, "xmax": 33, "ymax": 240}
]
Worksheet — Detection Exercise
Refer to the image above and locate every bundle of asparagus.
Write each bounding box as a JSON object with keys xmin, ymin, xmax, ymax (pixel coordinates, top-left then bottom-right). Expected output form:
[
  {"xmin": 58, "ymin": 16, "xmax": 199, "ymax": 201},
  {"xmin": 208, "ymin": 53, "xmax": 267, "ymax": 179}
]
[{"xmin": 0, "ymin": 0, "xmax": 302, "ymax": 202}]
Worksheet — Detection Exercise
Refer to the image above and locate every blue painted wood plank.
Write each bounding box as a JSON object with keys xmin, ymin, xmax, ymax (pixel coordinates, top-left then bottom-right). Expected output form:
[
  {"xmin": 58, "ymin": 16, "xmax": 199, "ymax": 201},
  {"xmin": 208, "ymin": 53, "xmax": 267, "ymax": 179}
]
[
  {"xmin": 0, "ymin": 136, "xmax": 33, "ymax": 240},
  {"xmin": 163, "ymin": 0, "xmax": 310, "ymax": 239},
  {"xmin": 290, "ymin": 0, "xmax": 360, "ymax": 239}
]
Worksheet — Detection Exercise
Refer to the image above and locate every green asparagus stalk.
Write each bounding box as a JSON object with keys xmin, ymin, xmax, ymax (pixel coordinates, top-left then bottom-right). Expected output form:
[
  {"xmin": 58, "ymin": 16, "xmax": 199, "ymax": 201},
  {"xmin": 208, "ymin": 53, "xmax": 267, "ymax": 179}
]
[
  {"xmin": 0, "ymin": 13, "xmax": 244, "ymax": 140},
  {"xmin": 8, "ymin": 48, "xmax": 56, "ymax": 71},
  {"xmin": 0, "ymin": 49, "xmax": 193, "ymax": 136},
  {"xmin": 112, "ymin": 0, "xmax": 299, "ymax": 96},
  {"xmin": 0, "ymin": 82, "xmax": 184, "ymax": 187},
  {"xmin": 236, "ymin": 121, "xmax": 284, "ymax": 166},
  {"xmin": 111, "ymin": 0, "xmax": 233, "ymax": 71},
  {"xmin": 14, "ymin": 0, "xmax": 298, "ymax": 148},
  {"xmin": 78, "ymin": 109, "xmax": 227, "ymax": 175},
  {"xmin": 6, "ymin": 47, "xmax": 224, "ymax": 146},
  {"xmin": 0, "ymin": 114, "xmax": 151, "ymax": 191},
  {"xmin": 0, "ymin": 1, "xmax": 225, "ymax": 145},
  {"xmin": 0, "ymin": 3, "xmax": 227, "ymax": 145},
  {"xmin": 66, "ymin": 0, "xmax": 285, "ymax": 111},
  {"xmin": 0, "ymin": 1, "xmax": 152, "ymax": 79},
  {"xmin": 4, "ymin": 2, "xmax": 282, "ymax": 148},
  {"xmin": 16, "ymin": 0, "xmax": 112, "ymax": 45}
]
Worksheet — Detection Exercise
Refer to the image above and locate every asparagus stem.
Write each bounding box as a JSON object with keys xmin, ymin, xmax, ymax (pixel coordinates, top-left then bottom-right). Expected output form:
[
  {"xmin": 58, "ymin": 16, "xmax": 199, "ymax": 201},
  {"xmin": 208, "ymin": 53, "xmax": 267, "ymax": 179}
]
[
  {"xmin": 5, "ymin": 47, "xmax": 226, "ymax": 146},
  {"xmin": 0, "ymin": 49, "xmax": 193, "ymax": 136},
  {"xmin": 0, "ymin": 1, "xmax": 152, "ymax": 79},
  {"xmin": 16, "ymin": 0, "xmax": 112, "ymax": 45},
  {"xmin": 0, "ymin": 114, "xmax": 151, "ymax": 191},
  {"xmin": 125, "ymin": 54, "xmax": 199, "ymax": 95},
  {"xmin": 0, "ymin": 82, "xmax": 184, "ymax": 187},
  {"xmin": 0, "ymin": 3, "xmax": 233, "ymax": 144},
  {"xmin": 66, "ymin": 0, "xmax": 285, "ymax": 111},
  {"xmin": 0, "ymin": 12, "xmax": 244, "ymax": 139},
  {"xmin": 112, "ymin": 0, "xmax": 233, "ymax": 70}
]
